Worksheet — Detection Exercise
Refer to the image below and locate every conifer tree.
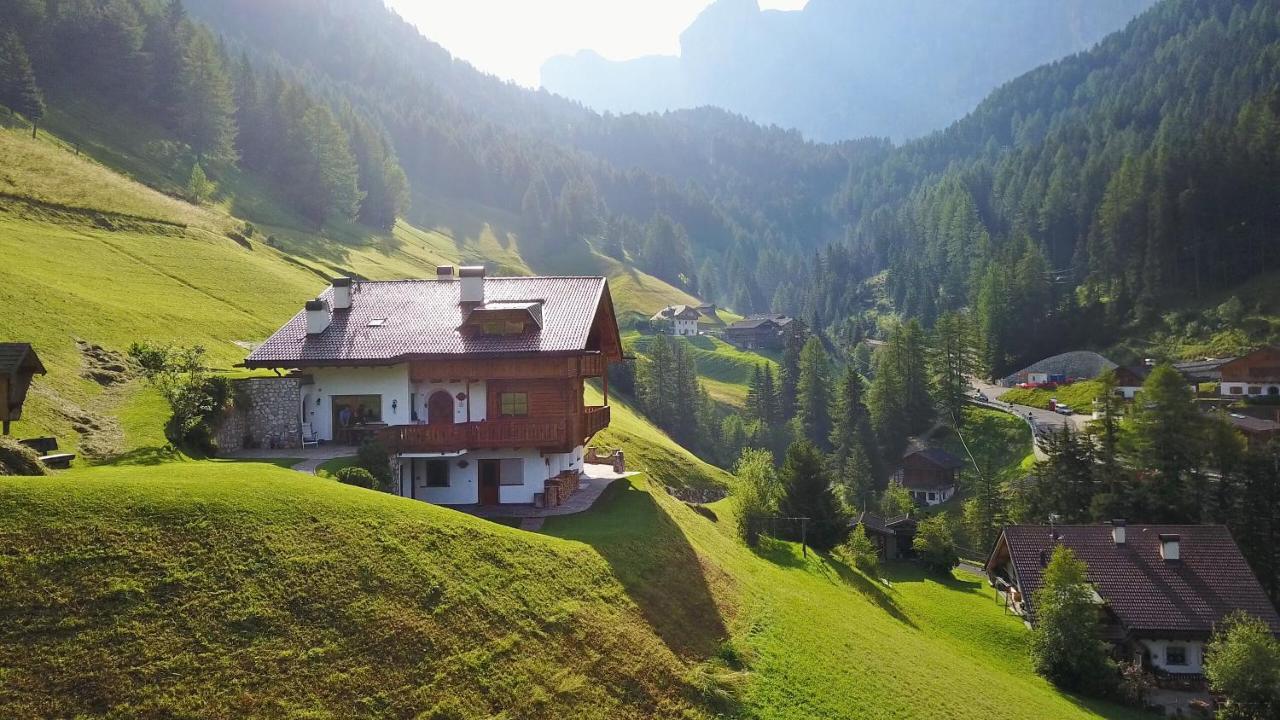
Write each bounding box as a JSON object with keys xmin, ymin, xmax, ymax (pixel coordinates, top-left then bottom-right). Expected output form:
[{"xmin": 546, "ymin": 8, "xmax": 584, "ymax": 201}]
[
  {"xmin": 0, "ymin": 31, "xmax": 44, "ymax": 137},
  {"xmin": 779, "ymin": 440, "xmax": 845, "ymax": 551},
  {"xmin": 829, "ymin": 364, "xmax": 882, "ymax": 508},
  {"xmin": 794, "ymin": 336, "xmax": 831, "ymax": 449},
  {"xmin": 177, "ymin": 26, "xmax": 236, "ymax": 160}
]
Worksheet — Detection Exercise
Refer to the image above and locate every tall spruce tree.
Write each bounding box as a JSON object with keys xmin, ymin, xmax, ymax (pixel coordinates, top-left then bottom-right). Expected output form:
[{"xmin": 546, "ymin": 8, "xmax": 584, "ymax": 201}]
[
  {"xmin": 794, "ymin": 336, "xmax": 831, "ymax": 449},
  {"xmin": 930, "ymin": 310, "xmax": 979, "ymax": 428},
  {"xmin": 0, "ymin": 31, "xmax": 44, "ymax": 136},
  {"xmin": 829, "ymin": 364, "xmax": 882, "ymax": 508},
  {"xmin": 1121, "ymin": 364, "xmax": 1207, "ymax": 522},
  {"xmin": 779, "ymin": 440, "xmax": 846, "ymax": 551},
  {"xmin": 177, "ymin": 26, "xmax": 236, "ymax": 160}
]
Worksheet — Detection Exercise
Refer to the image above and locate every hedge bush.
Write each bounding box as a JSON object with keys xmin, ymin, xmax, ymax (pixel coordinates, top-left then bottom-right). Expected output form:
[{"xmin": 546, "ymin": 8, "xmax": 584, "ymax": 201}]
[{"xmin": 334, "ymin": 466, "xmax": 376, "ymax": 489}]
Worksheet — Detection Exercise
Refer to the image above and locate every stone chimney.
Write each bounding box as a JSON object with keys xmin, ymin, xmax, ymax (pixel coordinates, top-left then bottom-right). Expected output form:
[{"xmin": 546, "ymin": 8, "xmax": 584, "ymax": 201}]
[
  {"xmin": 436, "ymin": 265, "xmax": 455, "ymax": 280},
  {"xmin": 459, "ymin": 265, "xmax": 485, "ymax": 304},
  {"xmin": 1159, "ymin": 533, "xmax": 1181, "ymax": 562},
  {"xmin": 331, "ymin": 277, "xmax": 352, "ymax": 311},
  {"xmin": 1111, "ymin": 519, "xmax": 1126, "ymax": 546},
  {"xmin": 305, "ymin": 299, "xmax": 330, "ymax": 335}
]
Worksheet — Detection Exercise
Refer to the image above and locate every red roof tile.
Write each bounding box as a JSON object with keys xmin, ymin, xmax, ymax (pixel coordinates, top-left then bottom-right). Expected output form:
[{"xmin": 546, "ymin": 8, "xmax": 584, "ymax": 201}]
[
  {"xmin": 246, "ymin": 277, "xmax": 609, "ymax": 367},
  {"xmin": 999, "ymin": 524, "xmax": 1280, "ymax": 636}
]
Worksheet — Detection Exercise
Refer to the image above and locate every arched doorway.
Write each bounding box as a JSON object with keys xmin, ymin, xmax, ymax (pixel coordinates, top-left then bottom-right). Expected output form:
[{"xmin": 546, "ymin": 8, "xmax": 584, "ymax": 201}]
[{"xmin": 427, "ymin": 391, "xmax": 454, "ymax": 425}]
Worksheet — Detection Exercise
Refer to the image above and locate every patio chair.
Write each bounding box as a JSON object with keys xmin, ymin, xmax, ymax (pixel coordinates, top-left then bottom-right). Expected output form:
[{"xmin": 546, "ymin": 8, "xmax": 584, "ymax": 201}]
[{"xmin": 301, "ymin": 422, "xmax": 319, "ymax": 448}]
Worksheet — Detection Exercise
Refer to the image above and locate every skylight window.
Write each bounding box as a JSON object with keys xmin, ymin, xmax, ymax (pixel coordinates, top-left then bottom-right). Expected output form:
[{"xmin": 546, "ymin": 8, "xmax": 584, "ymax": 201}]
[{"xmin": 367, "ymin": 318, "xmax": 387, "ymax": 327}]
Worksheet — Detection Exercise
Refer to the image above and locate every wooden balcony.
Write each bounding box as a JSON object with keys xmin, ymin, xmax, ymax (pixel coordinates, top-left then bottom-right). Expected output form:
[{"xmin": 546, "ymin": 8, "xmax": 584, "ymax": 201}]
[
  {"xmin": 583, "ymin": 405, "xmax": 610, "ymax": 439},
  {"xmin": 379, "ymin": 406, "xmax": 612, "ymax": 454}
]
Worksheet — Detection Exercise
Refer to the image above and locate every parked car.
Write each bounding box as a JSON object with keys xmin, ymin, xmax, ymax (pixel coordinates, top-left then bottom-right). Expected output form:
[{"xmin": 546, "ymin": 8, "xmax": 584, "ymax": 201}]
[{"xmin": 1055, "ymin": 405, "xmax": 1074, "ymax": 415}]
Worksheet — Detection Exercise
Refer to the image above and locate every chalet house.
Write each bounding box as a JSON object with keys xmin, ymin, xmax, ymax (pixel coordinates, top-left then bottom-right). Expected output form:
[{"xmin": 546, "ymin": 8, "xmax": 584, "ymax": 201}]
[
  {"xmin": 893, "ymin": 448, "xmax": 963, "ymax": 506},
  {"xmin": 851, "ymin": 511, "xmax": 917, "ymax": 560},
  {"xmin": 1218, "ymin": 346, "xmax": 1280, "ymax": 398},
  {"xmin": 723, "ymin": 314, "xmax": 794, "ymax": 349},
  {"xmin": 0, "ymin": 343, "xmax": 46, "ymax": 436},
  {"xmin": 650, "ymin": 305, "xmax": 701, "ymax": 337},
  {"xmin": 1173, "ymin": 357, "xmax": 1233, "ymax": 384},
  {"xmin": 1111, "ymin": 365, "xmax": 1150, "ymax": 400},
  {"xmin": 986, "ymin": 523, "xmax": 1280, "ymax": 680},
  {"xmin": 244, "ymin": 266, "xmax": 622, "ymax": 507}
]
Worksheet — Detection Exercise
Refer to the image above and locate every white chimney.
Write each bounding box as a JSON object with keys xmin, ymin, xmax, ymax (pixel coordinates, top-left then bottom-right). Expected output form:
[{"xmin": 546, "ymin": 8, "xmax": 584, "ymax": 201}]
[
  {"xmin": 1111, "ymin": 519, "xmax": 1126, "ymax": 546},
  {"xmin": 331, "ymin": 277, "xmax": 352, "ymax": 311},
  {"xmin": 436, "ymin": 265, "xmax": 455, "ymax": 280},
  {"xmin": 459, "ymin": 265, "xmax": 485, "ymax": 304},
  {"xmin": 1159, "ymin": 533, "xmax": 1181, "ymax": 562},
  {"xmin": 305, "ymin": 299, "xmax": 330, "ymax": 335}
]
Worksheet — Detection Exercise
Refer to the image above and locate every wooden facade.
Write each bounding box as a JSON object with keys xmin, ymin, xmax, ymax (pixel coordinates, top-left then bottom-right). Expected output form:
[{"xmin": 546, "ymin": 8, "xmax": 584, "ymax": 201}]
[
  {"xmin": 1219, "ymin": 346, "xmax": 1280, "ymax": 397},
  {"xmin": 384, "ymin": 351, "xmax": 612, "ymax": 454}
]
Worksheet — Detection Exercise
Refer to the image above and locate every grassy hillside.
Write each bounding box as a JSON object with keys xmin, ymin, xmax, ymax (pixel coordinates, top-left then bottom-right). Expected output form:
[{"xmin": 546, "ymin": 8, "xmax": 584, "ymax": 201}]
[
  {"xmin": 0, "ymin": 120, "xmax": 704, "ymax": 456},
  {"xmin": 546, "ymin": 469, "xmax": 1140, "ymax": 719},
  {"xmin": 624, "ymin": 333, "xmax": 780, "ymax": 407},
  {"xmin": 1001, "ymin": 380, "xmax": 1105, "ymax": 412},
  {"xmin": 0, "ymin": 462, "xmax": 706, "ymax": 719}
]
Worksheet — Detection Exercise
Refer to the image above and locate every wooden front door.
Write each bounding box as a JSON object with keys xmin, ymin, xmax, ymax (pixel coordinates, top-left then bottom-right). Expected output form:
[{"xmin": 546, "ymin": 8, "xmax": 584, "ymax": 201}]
[
  {"xmin": 427, "ymin": 391, "xmax": 454, "ymax": 425},
  {"xmin": 478, "ymin": 459, "xmax": 501, "ymax": 505}
]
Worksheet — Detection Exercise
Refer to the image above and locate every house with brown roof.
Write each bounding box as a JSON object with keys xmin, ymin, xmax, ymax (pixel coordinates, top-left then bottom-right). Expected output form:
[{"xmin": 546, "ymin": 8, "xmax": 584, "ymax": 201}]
[
  {"xmin": 986, "ymin": 522, "xmax": 1280, "ymax": 680},
  {"xmin": 1218, "ymin": 346, "xmax": 1280, "ymax": 398},
  {"xmin": 892, "ymin": 448, "xmax": 963, "ymax": 506},
  {"xmin": 244, "ymin": 266, "xmax": 623, "ymax": 508},
  {"xmin": 851, "ymin": 511, "xmax": 917, "ymax": 560},
  {"xmin": 723, "ymin": 314, "xmax": 794, "ymax": 350},
  {"xmin": 650, "ymin": 305, "xmax": 701, "ymax": 337}
]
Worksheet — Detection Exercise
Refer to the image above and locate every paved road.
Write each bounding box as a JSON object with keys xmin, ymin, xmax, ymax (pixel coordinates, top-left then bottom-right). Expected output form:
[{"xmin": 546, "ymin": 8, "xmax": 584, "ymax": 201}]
[{"xmin": 966, "ymin": 378, "xmax": 1091, "ymax": 460}]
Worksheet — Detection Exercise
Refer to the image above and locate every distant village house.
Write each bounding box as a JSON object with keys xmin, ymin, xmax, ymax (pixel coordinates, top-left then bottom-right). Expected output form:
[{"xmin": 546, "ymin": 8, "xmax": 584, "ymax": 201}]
[
  {"xmin": 650, "ymin": 305, "xmax": 701, "ymax": 337},
  {"xmin": 723, "ymin": 313, "xmax": 794, "ymax": 350},
  {"xmin": 893, "ymin": 448, "xmax": 962, "ymax": 506},
  {"xmin": 987, "ymin": 522, "xmax": 1280, "ymax": 682}
]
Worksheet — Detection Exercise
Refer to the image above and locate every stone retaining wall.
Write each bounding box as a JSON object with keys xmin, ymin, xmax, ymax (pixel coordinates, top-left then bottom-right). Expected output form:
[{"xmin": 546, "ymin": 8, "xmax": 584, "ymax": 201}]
[{"xmin": 214, "ymin": 377, "xmax": 303, "ymax": 453}]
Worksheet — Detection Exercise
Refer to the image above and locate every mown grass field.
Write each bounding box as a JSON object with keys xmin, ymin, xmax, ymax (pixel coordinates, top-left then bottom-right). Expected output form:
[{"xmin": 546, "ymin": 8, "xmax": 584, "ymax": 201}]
[
  {"xmin": 1001, "ymin": 379, "xmax": 1105, "ymax": 413},
  {"xmin": 623, "ymin": 332, "xmax": 780, "ymax": 407}
]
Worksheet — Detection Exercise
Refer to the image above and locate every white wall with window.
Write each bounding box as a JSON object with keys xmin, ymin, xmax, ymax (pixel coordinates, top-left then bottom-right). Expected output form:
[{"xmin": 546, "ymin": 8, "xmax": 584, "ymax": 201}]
[
  {"xmin": 305, "ymin": 365, "xmax": 410, "ymax": 442},
  {"xmin": 1221, "ymin": 382, "xmax": 1280, "ymax": 397},
  {"xmin": 673, "ymin": 318, "xmax": 698, "ymax": 336},
  {"xmin": 411, "ymin": 380, "xmax": 487, "ymax": 424},
  {"xmin": 1138, "ymin": 638, "xmax": 1204, "ymax": 674},
  {"xmin": 395, "ymin": 445, "xmax": 585, "ymax": 505}
]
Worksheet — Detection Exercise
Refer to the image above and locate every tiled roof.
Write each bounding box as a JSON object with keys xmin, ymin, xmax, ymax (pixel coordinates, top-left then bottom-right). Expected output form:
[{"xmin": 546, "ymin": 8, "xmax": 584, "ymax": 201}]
[
  {"xmin": 0, "ymin": 343, "xmax": 45, "ymax": 376},
  {"xmin": 1226, "ymin": 413, "xmax": 1280, "ymax": 433},
  {"xmin": 1001, "ymin": 525, "xmax": 1280, "ymax": 636},
  {"xmin": 246, "ymin": 277, "xmax": 609, "ymax": 367},
  {"xmin": 651, "ymin": 305, "xmax": 700, "ymax": 321},
  {"xmin": 727, "ymin": 317, "xmax": 780, "ymax": 330},
  {"xmin": 906, "ymin": 447, "xmax": 965, "ymax": 469}
]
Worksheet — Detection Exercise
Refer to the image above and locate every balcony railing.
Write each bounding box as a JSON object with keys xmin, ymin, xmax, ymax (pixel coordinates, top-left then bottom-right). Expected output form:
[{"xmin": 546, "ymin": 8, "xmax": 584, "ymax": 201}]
[
  {"xmin": 378, "ymin": 407, "xmax": 612, "ymax": 454},
  {"xmin": 583, "ymin": 405, "xmax": 610, "ymax": 438},
  {"xmin": 378, "ymin": 417, "xmax": 568, "ymax": 453}
]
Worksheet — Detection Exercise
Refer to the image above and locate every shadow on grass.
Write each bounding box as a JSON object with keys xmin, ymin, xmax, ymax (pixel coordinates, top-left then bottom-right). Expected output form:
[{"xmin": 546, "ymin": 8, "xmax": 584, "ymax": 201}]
[
  {"xmin": 542, "ymin": 478, "xmax": 728, "ymax": 660},
  {"xmin": 99, "ymin": 445, "xmax": 182, "ymax": 466},
  {"xmin": 826, "ymin": 556, "xmax": 919, "ymax": 629}
]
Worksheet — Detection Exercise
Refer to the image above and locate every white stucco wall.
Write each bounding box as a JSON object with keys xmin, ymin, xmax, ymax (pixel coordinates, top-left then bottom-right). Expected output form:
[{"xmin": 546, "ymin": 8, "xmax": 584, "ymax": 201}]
[
  {"xmin": 674, "ymin": 318, "xmax": 698, "ymax": 336},
  {"xmin": 411, "ymin": 380, "xmax": 487, "ymax": 423},
  {"xmin": 304, "ymin": 365, "xmax": 411, "ymax": 441},
  {"xmin": 1117, "ymin": 386, "xmax": 1142, "ymax": 399},
  {"xmin": 1222, "ymin": 382, "xmax": 1280, "ymax": 398},
  {"xmin": 396, "ymin": 445, "xmax": 585, "ymax": 505},
  {"xmin": 911, "ymin": 485, "xmax": 955, "ymax": 506},
  {"xmin": 1139, "ymin": 638, "xmax": 1204, "ymax": 674}
]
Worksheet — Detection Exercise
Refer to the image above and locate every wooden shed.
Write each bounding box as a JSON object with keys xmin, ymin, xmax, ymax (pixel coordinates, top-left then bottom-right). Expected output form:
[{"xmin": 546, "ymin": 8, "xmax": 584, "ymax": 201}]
[{"xmin": 0, "ymin": 343, "xmax": 47, "ymax": 435}]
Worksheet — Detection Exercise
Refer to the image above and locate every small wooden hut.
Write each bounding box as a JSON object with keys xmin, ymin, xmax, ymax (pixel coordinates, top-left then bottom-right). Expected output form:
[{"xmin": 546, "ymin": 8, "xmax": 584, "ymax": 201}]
[{"xmin": 0, "ymin": 343, "xmax": 47, "ymax": 435}]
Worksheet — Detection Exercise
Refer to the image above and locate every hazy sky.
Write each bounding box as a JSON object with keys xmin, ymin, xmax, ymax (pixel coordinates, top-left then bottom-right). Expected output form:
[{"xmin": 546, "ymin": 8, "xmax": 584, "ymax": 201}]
[{"xmin": 385, "ymin": 0, "xmax": 809, "ymax": 88}]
